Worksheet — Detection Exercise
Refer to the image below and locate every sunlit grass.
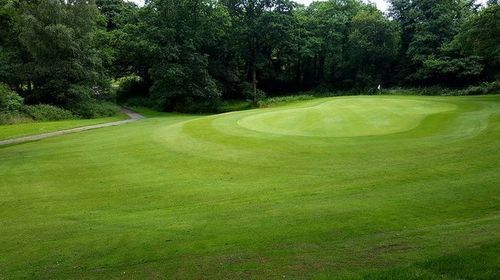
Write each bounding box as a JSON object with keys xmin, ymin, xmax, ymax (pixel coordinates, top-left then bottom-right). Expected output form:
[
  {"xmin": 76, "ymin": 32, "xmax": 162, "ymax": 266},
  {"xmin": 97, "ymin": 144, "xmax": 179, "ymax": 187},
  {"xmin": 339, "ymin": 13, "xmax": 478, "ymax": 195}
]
[{"xmin": 0, "ymin": 95, "xmax": 499, "ymax": 279}]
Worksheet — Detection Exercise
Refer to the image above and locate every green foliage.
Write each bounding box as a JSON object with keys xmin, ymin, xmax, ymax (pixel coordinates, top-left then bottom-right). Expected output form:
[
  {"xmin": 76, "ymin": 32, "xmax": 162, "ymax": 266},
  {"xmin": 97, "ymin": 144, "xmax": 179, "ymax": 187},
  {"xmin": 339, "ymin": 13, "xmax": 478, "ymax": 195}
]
[
  {"xmin": 384, "ymin": 81, "xmax": 500, "ymax": 96},
  {"xmin": 459, "ymin": 80, "xmax": 500, "ymax": 95},
  {"xmin": 347, "ymin": 9, "xmax": 400, "ymax": 88},
  {"xmin": 389, "ymin": 0, "xmax": 481, "ymax": 85},
  {"xmin": 148, "ymin": 50, "xmax": 221, "ymax": 112},
  {"xmin": 296, "ymin": 0, "xmax": 363, "ymax": 87},
  {"xmin": 0, "ymin": 0, "xmax": 26, "ymax": 89},
  {"xmin": 96, "ymin": 0, "xmax": 137, "ymax": 31},
  {"xmin": 257, "ymin": 94, "xmax": 315, "ymax": 107},
  {"xmin": 122, "ymin": 0, "xmax": 225, "ymax": 112},
  {"xmin": 223, "ymin": 0, "xmax": 296, "ymax": 99},
  {"xmin": 15, "ymin": 0, "xmax": 104, "ymax": 107},
  {"xmin": 0, "ymin": 111, "xmax": 31, "ymax": 125},
  {"xmin": 216, "ymin": 100, "xmax": 254, "ymax": 113},
  {"xmin": 22, "ymin": 104, "xmax": 75, "ymax": 121},
  {"xmin": 1, "ymin": 0, "xmax": 498, "ymax": 115},
  {"xmin": 1, "ymin": 0, "xmax": 111, "ymax": 112},
  {"xmin": 69, "ymin": 100, "xmax": 120, "ymax": 119},
  {"xmin": 115, "ymin": 75, "xmax": 144, "ymax": 103},
  {"xmin": 0, "ymin": 83, "xmax": 23, "ymax": 112},
  {"xmin": 454, "ymin": 4, "xmax": 500, "ymax": 79},
  {"xmin": 420, "ymin": 55, "xmax": 483, "ymax": 81},
  {"xmin": 241, "ymin": 82, "xmax": 266, "ymax": 102},
  {"xmin": 124, "ymin": 97, "xmax": 156, "ymax": 108}
]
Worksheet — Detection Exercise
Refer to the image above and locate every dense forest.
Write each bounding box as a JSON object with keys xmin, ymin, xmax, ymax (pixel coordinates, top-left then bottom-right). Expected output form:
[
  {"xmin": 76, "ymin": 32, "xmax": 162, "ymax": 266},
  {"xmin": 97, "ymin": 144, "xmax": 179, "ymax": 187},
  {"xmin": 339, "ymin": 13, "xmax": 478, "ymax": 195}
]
[{"xmin": 0, "ymin": 0, "xmax": 499, "ymax": 117}]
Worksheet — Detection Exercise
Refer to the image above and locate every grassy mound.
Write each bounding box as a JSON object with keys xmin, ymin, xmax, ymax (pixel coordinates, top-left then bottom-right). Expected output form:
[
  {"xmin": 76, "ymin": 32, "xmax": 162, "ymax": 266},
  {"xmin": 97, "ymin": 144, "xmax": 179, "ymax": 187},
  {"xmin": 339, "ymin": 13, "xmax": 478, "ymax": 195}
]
[{"xmin": 240, "ymin": 97, "xmax": 456, "ymax": 137}]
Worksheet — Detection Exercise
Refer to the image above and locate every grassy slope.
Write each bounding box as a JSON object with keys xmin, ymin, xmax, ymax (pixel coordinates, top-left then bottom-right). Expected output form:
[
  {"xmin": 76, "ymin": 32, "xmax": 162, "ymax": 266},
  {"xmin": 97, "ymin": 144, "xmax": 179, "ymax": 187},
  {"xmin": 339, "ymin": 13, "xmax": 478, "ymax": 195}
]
[
  {"xmin": 0, "ymin": 95, "xmax": 499, "ymax": 279},
  {"xmin": 0, "ymin": 114, "xmax": 128, "ymax": 141}
]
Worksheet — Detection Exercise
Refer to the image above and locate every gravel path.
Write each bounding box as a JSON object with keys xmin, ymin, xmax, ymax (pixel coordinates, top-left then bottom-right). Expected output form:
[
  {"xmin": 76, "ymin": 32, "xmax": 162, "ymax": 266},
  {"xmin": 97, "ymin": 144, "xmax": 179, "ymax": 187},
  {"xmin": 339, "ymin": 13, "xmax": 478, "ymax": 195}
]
[{"xmin": 0, "ymin": 108, "xmax": 144, "ymax": 146}]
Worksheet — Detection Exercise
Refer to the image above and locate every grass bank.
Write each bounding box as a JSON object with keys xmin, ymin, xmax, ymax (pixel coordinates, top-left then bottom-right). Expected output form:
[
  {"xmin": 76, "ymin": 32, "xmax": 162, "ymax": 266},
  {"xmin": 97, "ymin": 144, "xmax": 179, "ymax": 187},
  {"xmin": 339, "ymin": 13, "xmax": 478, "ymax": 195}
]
[
  {"xmin": 0, "ymin": 95, "xmax": 499, "ymax": 279},
  {"xmin": 0, "ymin": 114, "xmax": 128, "ymax": 141}
]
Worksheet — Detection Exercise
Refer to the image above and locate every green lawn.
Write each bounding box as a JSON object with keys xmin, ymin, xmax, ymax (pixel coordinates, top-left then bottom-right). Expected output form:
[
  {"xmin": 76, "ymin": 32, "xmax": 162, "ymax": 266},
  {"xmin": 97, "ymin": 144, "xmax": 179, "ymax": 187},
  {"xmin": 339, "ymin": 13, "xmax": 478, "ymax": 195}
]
[
  {"xmin": 0, "ymin": 95, "xmax": 499, "ymax": 279},
  {"xmin": 0, "ymin": 114, "xmax": 128, "ymax": 141}
]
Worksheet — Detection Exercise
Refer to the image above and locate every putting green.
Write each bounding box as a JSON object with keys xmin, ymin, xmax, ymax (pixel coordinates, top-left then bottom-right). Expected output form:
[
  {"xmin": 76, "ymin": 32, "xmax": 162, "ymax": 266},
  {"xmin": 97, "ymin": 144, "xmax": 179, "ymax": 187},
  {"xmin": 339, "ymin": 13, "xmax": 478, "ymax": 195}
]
[
  {"xmin": 0, "ymin": 95, "xmax": 499, "ymax": 279},
  {"xmin": 237, "ymin": 98, "xmax": 457, "ymax": 137}
]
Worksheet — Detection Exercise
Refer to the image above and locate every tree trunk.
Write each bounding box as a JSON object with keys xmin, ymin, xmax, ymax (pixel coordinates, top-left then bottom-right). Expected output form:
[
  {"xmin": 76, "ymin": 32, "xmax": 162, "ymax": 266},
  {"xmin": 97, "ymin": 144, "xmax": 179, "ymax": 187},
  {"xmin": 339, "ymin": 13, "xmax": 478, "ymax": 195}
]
[
  {"xmin": 252, "ymin": 62, "xmax": 257, "ymax": 103},
  {"xmin": 251, "ymin": 37, "xmax": 258, "ymax": 104}
]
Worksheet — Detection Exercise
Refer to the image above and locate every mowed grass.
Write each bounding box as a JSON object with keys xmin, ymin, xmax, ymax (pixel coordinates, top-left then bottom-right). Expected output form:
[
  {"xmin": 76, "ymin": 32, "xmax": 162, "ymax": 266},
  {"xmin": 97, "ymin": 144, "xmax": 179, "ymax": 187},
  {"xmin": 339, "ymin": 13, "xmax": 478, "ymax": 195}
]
[
  {"xmin": 0, "ymin": 95, "xmax": 499, "ymax": 279},
  {"xmin": 0, "ymin": 114, "xmax": 128, "ymax": 141}
]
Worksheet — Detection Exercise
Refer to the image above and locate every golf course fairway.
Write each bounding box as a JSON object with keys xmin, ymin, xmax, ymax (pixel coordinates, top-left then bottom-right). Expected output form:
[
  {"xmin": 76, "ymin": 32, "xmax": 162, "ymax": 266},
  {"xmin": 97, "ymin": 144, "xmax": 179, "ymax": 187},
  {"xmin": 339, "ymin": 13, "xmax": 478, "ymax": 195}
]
[{"xmin": 0, "ymin": 95, "xmax": 499, "ymax": 279}]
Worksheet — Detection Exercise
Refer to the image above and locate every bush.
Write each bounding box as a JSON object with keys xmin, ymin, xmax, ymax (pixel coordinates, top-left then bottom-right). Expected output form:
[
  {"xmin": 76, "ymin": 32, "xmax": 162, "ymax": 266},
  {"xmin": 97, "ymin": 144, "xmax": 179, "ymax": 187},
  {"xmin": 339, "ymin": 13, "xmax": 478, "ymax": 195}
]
[
  {"xmin": 384, "ymin": 82, "xmax": 500, "ymax": 96},
  {"xmin": 0, "ymin": 84, "xmax": 24, "ymax": 112},
  {"xmin": 241, "ymin": 82, "xmax": 266, "ymax": 103},
  {"xmin": 70, "ymin": 100, "xmax": 120, "ymax": 119},
  {"xmin": 0, "ymin": 111, "xmax": 32, "ymax": 125},
  {"xmin": 23, "ymin": 105, "xmax": 75, "ymax": 121},
  {"xmin": 459, "ymin": 81, "xmax": 500, "ymax": 96},
  {"xmin": 180, "ymin": 99, "xmax": 221, "ymax": 113},
  {"xmin": 258, "ymin": 95, "xmax": 315, "ymax": 108},
  {"xmin": 92, "ymin": 82, "xmax": 115, "ymax": 102},
  {"xmin": 124, "ymin": 97, "xmax": 156, "ymax": 108},
  {"xmin": 116, "ymin": 75, "xmax": 149, "ymax": 103},
  {"xmin": 22, "ymin": 104, "xmax": 76, "ymax": 121},
  {"xmin": 382, "ymin": 86, "xmax": 441, "ymax": 96},
  {"xmin": 216, "ymin": 100, "xmax": 254, "ymax": 113}
]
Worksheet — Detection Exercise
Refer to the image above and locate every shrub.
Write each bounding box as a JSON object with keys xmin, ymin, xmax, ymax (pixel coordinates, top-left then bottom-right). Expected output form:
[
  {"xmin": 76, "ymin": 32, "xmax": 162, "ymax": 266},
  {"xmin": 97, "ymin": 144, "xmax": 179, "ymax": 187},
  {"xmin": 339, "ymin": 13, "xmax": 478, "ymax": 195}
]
[
  {"xmin": 70, "ymin": 100, "xmax": 120, "ymax": 119},
  {"xmin": 241, "ymin": 82, "xmax": 266, "ymax": 103},
  {"xmin": 92, "ymin": 82, "xmax": 115, "ymax": 102},
  {"xmin": 0, "ymin": 84, "xmax": 24, "ymax": 112},
  {"xmin": 384, "ymin": 82, "xmax": 500, "ymax": 96},
  {"xmin": 216, "ymin": 100, "xmax": 254, "ymax": 113},
  {"xmin": 258, "ymin": 95, "xmax": 315, "ymax": 108},
  {"xmin": 459, "ymin": 81, "xmax": 500, "ymax": 95},
  {"xmin": 124, "ymin": 97, "xmax": 156, "ymax": 108},
  {"xmin": 22, "ymin": 104, "xmax": 76, "ymax": 121},
  {"xmin": 181, "ymin": 98, "xmax": 221, "ymax": 113},
  {"xmin": 0, "ymin": 111, "xmax": 32, "ymax": 125},
  {"xmin": 116, "ymin": 75, "xmax": 149, "ymax": 103}
]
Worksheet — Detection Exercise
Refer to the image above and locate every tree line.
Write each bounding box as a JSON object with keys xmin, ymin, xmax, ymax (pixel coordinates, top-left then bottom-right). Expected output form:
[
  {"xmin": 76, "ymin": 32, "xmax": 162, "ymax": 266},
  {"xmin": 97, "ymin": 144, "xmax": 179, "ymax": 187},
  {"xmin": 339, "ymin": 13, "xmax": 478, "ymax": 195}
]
[{"xmin": 0, "ymin": 0, "xmax": 499, "ymax": 114}]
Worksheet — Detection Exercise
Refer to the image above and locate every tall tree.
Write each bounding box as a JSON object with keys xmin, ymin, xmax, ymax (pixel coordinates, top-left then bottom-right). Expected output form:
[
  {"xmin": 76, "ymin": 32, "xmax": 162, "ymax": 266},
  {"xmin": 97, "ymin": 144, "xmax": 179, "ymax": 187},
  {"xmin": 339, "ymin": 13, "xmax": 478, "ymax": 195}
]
[
  {"xmin": 295, "ymin": 0, "xmax": 362, "ymax": 88},
  {"xmin": 139, "ymin": 0, "xmax": 227, "ymax": 111},
  {"xmin": 0, "ymin": 0, "xmax": 28, "ymax": 92},
  {"xmin": 454, "ymin": 3, "xmax": 500, "ymax": 80},
  {"xmin": 347, "ymin": 8, "xmax": 400, "ymax": 88},
  {"xmin": 222, "ymin": 0, "xmax": 295, "ymax": 102},
  {"xmin": 389, "ymin": 0, "xmax": 477, "ymax": 85},
  {"xmin": 13, "ymin": 0, "xmax": 108, "ymax": 107}
]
